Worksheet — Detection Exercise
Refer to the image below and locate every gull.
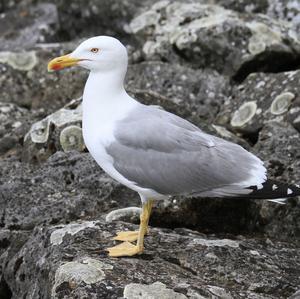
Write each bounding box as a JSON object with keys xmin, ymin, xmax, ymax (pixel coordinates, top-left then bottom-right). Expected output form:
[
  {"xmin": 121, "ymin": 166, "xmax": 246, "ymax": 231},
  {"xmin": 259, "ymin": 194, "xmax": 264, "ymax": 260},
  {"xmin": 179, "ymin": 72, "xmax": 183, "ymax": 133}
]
[{"xmin": 48, "ymin": 36, "xmax": 300, "ymax": 257}]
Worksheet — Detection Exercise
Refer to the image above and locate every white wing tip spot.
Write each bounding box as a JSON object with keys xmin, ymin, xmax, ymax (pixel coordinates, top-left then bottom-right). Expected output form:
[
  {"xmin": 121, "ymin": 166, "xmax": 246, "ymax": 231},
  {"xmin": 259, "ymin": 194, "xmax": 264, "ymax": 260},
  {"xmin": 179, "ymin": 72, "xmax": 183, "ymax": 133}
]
[
  {"xmin": 257, "ymin": 184, "xmax": 263, "ymax": 190},
  {"xmin": 287, "ymin": 188, "xmax": 293, "ymax": 195},
  {"xmin": 272, "ymin": 184, "xmax": 278, "ymax": 191}
]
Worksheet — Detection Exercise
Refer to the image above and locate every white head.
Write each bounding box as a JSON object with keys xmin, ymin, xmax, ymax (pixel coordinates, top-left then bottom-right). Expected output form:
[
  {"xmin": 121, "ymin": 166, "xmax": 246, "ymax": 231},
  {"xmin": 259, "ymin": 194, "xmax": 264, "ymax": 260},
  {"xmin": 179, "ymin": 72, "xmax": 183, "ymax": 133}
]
[{"xmin": 48, "ymin": 36, "xmax": 128, "ymax": 74}]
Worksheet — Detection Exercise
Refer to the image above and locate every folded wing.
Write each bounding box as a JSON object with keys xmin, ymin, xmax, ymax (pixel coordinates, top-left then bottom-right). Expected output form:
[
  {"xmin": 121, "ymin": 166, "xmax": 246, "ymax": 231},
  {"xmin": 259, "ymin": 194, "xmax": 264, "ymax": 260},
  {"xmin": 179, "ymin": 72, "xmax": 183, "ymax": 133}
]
[{"xmin": 106, "ymin": 105, "xmax": 267, "ymax": 197}]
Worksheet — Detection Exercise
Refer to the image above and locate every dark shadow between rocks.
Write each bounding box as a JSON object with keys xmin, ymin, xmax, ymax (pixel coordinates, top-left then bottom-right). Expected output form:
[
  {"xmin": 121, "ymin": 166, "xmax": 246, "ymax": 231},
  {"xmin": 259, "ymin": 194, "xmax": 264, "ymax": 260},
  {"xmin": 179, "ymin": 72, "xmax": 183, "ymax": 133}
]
[
  {"xmin": 150, "ymin": 197, "xmax": 262, "ymax": 236},
  {"xmin": 0, "ymin": 276, "xmax": 12, "ymax": 299},
  {"xmin": 233, "ymin": 51, "xmax": 300, "ymax": 82}
]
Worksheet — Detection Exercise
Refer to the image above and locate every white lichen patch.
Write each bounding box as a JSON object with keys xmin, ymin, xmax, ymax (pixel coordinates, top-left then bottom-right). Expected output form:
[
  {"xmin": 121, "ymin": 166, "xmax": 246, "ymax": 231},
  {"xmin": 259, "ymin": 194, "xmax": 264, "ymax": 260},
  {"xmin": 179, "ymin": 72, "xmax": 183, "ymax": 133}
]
[
  {"xmin": 246, "ymin": 22, "xmax": 282, "ymax": 55},
  {"xmin": 105, "ymin": 207, "xmax": 141, "ymax": 223},
  {"xmin": 270, "ymin": 92, "xmax": 295, "ymax": 115},
  {"xmin": 231, "ymin": 101, "xmax": 257, "ymax": 127},
  {"xmin": 190, "ymin": 238, "xmax": 239, "ymax": 248},
  {"xmin": 52, "ymin": 258, "xmax": 113, "ymax": 297},
  {"xmin": 212, "ymin": 124, "xmax": 238, "ymax": 139},
  {"xmin": 124, "ymin": 281, "xmax": 187, "ymax": 299},
  {"xmin": 208, "ymin": 285, "xmax": 233, "ymax": 299},
  {"xmin": 50, "ymin": 221, "xmax": 97, "ymax": 245},
  {"xmin": 130, "ymin": 10, "xmax": 161, "ymax": 34},
  {"xmin": 59, "ymin": 125, "xmax": 85, "ymax": 152},
  {"xmin": 0, "ymin": 51, "xmax": 37, "ymax": 71},
  {"xmin": 130, "ymin": 2, "xmax": 236, "ymax": 56}
]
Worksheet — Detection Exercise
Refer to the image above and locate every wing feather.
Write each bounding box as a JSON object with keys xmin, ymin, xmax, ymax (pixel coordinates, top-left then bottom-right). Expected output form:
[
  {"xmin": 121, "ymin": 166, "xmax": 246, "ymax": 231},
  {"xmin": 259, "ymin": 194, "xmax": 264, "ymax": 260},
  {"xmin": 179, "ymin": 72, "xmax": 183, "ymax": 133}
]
[{"xmin": 106, "ymin": 105, "xmax": 266, "ymax": 196}]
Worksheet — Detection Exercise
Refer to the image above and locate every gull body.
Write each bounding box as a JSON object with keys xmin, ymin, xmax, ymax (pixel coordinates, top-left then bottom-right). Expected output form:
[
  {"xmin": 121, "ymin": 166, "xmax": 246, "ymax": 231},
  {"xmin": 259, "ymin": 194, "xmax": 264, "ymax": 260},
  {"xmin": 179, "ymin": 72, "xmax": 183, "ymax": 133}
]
[{"xmin": 48, "ymin": 36, "xmax": 300, "ymax": 257}]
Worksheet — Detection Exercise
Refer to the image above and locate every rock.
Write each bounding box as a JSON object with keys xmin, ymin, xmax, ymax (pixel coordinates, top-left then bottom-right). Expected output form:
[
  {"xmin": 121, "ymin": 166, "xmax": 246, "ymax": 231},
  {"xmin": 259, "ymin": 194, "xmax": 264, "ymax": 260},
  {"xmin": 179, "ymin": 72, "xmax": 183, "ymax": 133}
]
[
  {"xmin": 214, "ymin": 0, "xmax": 268, "ymax": 14},
  {"xmin": 1, "ymin": 221, "xmax": 299, "ymax": 298},
  {"xmin": 0, "ymin": 151, "xmax": 139, "ymax": 230},
  {"xmin": 130, "ymin": 1, "xmax": 300, "ymax": 78},
  {"xmin": 0, "ymin": 3, "xmax": 59, "ymax": 51},
  {"xmin": 0, "ymin": 102, "xmax": 35, "ymax": 158},
  {"xmin": 216, "ymin": 70, "xmax": 300, "ymax": 135},
  {"xmin": 50, "ymin": 221, "xmax": 98, "ymax": 245},
  {"xmin": 52, "ymin": 258, "xmax": 113, "ymax": 298},
  {"xmin": 0, "ymin": 44, "xmax": 87, "ymax": 112},
  {"xmin": 126, "ymin": 61, "xmax": 231, "ymax": 123},
  {"xmin": 23, "ymin": 99, "xmax": 83, "ymax": 162},
  {"xmin": 267, "ymin": 0, "xmax": 300, "ymax": 30},
  {"xmin": 253, "ymin": 122, "xmax": 300, "ymax": 240},
  {"xmin": 124, "ymin": 281, "xmax": 187, "ymax": 299},
  {"xmin": 105, "ymin": 207, "xmax": 141, "ymax": 223},
  {"xmin": 289, "ymin": 289, "xmax": 300, "ymax": 299},
  {"xmin": 52, "ymin": 0, "xmax": 158, "ymax": 40}
]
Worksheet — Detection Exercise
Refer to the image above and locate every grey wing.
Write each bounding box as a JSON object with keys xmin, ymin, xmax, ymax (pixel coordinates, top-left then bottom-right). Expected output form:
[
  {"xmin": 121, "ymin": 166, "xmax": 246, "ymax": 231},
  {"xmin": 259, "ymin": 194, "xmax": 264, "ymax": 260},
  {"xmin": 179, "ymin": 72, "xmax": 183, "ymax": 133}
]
[{"xmin": 106, "ymin": 105, "xmax": 266, "ymax": 197}]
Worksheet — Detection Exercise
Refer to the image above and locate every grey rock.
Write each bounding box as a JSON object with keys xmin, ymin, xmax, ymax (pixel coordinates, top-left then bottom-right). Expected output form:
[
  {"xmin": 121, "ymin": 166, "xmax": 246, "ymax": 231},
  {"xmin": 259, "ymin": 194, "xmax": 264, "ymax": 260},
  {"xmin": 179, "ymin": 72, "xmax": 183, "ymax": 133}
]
[
  {"xmin": 51, "ymin": 0, "xmax": 157, "ymax": 40},
  {"xmin": 0, "ymin": 151, "xmax": 139, "ymax": 230},
  {"xmin": 52, "ymin": 258, "xmax": 112, "ymax": 298},
  {"xmin": 23, "ymin": 100, "xmax": 83, "ymax": 162},
  {"xmin": 216, "ymin": 70, "xmax": 300, "ymax": 134},
  {"xmin": 267, "ymin": 0, "xmax": 300, "ymax": 30},
  {"xmin": 289, "ymin": 289, "xmax": 300, "ymax": 299},
  {"xmin": 105, "ymin": 207, "xmax": 141, "ymax": 223},
  {"xmin": 0, "ymin": 102, "xmax": 35, "ymax": 157},
  {"xmin": 124, "ymin": 281, "xmax": 187, "ymax": 299},
  {"xmin": 0, "ymin": 45, "xmax": 87, "ymax": 112},
  {"xmin": 126, "ymin": 61, "xmax": 231, "ymax": 123},
  {"xmin": 253, "ymin": 122, "xmax": 300, "ymax": 240},
  {"xmin": 130, "ymin": 1, "xmax": 300, "ymax": 77},
  {"xmin": 0, "ymin": 221, "xmax": 299, "ymax": 299},
  {"xmin": 0, "ymin": 3, "xmax": 59, "ymax": 51},
  {"xmin": 50, "ymin": 221, "xmax": 98, "ymax": 245},
  {"xmin": 214, "ymin": 0, "xmax": 268, "ymax": 14}
]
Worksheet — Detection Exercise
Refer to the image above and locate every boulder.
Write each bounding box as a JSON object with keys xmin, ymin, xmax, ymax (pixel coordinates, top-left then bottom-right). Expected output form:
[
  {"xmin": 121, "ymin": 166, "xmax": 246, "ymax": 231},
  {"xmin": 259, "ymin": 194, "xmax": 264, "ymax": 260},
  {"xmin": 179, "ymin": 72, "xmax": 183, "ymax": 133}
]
[
  {"xmin": 0, "ymin": 221, "xmax": 299, "ymax": 298},
  {"xmin": 216, "ymin": 70, "xmax": 300, "ymax": 136},
  {"xmin": 0, "ymin": 44, "xmax": 87, "ymax": 113},
  {"xmin": 129, "ymin": 1, "xmax": 300, "ymax": 78},
  {"xmin": 0, "ymin": 3, "xmax": 59, "ymax": 51}
]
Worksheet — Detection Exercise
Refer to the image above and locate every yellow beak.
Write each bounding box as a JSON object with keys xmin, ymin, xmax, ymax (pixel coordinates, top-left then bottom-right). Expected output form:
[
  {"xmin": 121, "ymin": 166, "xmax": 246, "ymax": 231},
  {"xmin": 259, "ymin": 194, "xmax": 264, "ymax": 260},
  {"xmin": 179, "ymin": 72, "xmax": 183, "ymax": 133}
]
[{"xmin": 47, "ymin": 54, "xmax": 81, "ymax": 72}]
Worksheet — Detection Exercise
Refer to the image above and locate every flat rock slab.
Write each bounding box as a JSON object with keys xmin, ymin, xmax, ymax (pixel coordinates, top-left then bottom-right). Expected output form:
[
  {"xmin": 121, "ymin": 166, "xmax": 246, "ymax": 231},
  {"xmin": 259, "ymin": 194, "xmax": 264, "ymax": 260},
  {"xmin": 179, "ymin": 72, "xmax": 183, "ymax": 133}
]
[{"xmin": 1, "ymin": 221, "xmax": 299, "ymax": 298}]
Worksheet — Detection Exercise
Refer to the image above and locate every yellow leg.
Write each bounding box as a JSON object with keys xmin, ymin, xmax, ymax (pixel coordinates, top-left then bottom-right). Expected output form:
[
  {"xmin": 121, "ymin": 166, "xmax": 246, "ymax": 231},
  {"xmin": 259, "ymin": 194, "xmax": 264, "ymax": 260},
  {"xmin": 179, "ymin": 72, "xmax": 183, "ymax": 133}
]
[
  {"xmin": 107, "ymin": 200, "xmax": 153, "ymax": 257},
  {"xmin": 112, "ymin": 201, "xmax": 153, "ymax": 242}
]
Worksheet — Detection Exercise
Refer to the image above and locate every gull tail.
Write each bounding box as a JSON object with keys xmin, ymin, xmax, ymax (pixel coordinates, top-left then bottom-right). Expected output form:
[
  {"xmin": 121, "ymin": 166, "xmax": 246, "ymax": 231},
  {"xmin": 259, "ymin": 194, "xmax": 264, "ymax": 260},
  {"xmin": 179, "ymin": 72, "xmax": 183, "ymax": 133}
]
[{"xmin": 244, "ymin": 180, "xmax": 300, "ymax": 200}]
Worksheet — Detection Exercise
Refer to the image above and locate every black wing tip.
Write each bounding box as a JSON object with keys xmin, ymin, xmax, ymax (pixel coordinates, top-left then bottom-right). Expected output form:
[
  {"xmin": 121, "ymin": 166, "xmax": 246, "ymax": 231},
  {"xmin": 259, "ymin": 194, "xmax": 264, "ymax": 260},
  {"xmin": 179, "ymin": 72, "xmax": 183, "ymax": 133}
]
[{"xmin": 245, "ymin": 180, "xmax": 300, "ymax": 199}]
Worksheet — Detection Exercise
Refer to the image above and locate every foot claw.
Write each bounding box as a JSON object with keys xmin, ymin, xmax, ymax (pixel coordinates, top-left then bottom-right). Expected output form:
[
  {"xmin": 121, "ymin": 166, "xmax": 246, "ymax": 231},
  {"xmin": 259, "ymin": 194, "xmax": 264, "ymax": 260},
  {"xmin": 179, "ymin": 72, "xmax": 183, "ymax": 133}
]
[{"xmin": 107, "ymin": 241, "xmax": 143, "ymax": 257}]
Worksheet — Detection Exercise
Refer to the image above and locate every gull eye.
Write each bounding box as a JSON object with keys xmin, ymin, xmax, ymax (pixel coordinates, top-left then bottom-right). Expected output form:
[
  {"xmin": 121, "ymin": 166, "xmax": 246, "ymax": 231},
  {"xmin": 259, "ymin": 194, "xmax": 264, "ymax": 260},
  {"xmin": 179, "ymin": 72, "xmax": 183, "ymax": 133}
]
[{"xmin": 90, "ymin": 48, "xmax": 99, "ymax": 53}]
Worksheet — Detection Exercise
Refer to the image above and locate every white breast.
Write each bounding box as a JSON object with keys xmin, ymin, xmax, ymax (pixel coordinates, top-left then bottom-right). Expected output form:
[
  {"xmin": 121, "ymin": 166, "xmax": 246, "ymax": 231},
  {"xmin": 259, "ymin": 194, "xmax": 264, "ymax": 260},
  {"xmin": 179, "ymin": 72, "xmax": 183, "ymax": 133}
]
[{"xmin": 81, "ymin": 73, "xmax": 167, "ymax": 201}]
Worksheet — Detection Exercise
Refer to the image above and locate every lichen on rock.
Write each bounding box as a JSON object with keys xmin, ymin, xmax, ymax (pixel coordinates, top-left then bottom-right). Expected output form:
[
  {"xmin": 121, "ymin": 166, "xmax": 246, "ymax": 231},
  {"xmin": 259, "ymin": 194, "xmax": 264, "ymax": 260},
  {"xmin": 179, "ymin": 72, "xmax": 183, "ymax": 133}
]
[
  {"xmin": 59, "ymin": 125, "xmax": 85, "ymax": 152},
  {"xmin": 123, "ymin": 282, "xmax": 187, "ymax": 299},
  {"xmin": 230, "ymin": 101, "xmax": 257, "ymax": 127},
  {"xmin": 52, "ymin": 258, "xmax": 113, "ymax": 298},
  {"xmin": 0, "ymin": 51, "xmax": 37, "ymax": 71},
  {"xmin": 270, "ymin": 91, "xmax": 295, "ymax": 115}
]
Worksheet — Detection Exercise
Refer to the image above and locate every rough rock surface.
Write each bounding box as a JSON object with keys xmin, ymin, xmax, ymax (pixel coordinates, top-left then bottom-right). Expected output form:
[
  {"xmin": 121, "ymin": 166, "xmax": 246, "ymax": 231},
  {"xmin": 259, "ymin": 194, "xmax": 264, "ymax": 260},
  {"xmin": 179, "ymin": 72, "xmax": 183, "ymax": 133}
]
[
  {"xmin": 216, "ymin": 70, "xmax": 300, "ymax": 135},
  {"xmin": 1, "ymin": 0, "xmax": 300, "ymax": 298},
  {"xmin": 130, "ymin": 1, "xmax": 300, "ymax": 78},
  {"xmin": 1, "ymin": 221, "xmax": 299, "ymax": 299}
]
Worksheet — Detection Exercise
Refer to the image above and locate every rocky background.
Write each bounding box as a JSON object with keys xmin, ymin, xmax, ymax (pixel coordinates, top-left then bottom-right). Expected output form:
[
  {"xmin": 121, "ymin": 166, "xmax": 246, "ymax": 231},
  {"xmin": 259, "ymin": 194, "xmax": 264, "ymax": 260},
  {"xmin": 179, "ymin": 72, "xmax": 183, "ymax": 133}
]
[{"xmin": 0, "ymin": 0, "xmax": 300, "ymax": 298}]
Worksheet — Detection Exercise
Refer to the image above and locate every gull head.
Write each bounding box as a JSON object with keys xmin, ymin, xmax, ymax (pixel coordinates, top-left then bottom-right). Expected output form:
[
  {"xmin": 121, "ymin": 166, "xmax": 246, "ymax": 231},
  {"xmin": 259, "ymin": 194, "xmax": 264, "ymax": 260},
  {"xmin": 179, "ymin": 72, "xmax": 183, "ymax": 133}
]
[{"xmin": 48, "ymin": 36, "xmax": 128, "ymax": 73}]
